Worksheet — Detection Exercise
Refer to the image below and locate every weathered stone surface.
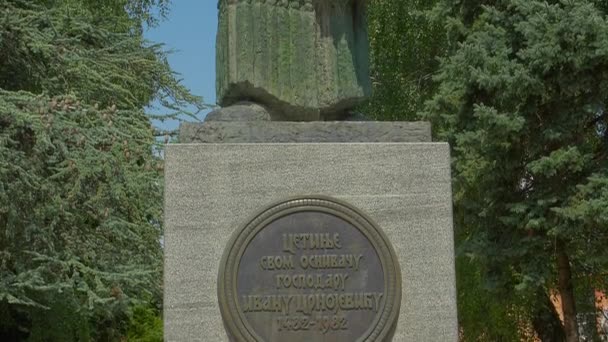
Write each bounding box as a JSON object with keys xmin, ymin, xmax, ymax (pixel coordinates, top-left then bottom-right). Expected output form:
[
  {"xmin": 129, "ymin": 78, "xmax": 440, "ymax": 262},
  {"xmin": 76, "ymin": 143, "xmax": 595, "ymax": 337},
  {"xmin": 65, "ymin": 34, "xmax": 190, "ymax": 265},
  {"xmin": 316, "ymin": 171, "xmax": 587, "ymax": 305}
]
[
  {"xmin": 179, "ymin": 121, "xmax": 431, "ymax": 143},
  {"xmin": 164, "ymin": 143, "xmax": 458, "ymax": 341},
  {"xmin": 216, "ymin": 0, "xmax": 371, "ymax": 121},
  {"xmin": 205, "ymin": 102, "xmax": 272, "ymax": 122}
]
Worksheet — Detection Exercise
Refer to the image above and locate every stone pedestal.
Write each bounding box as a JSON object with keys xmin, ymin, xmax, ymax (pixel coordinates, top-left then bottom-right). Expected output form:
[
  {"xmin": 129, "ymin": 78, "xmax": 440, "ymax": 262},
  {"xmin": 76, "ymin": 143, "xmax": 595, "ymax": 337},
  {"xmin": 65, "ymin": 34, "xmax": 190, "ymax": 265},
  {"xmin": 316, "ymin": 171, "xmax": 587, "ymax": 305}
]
[
  {"xmin": 164, "ymin": 122, "xmax": 458, "ymax": 341},
  {"xmin": 179, "ymin": 121, "xmax": 432, "ymax": 144}
]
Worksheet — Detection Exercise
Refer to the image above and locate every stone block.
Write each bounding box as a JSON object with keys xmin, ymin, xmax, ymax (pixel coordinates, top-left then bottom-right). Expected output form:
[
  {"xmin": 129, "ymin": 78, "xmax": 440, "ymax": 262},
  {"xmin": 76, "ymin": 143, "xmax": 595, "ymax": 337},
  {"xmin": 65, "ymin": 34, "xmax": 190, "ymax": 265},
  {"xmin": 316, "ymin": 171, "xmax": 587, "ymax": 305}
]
[
  {"xmin": 164, "ymin": 143, "xmax": 458, "ymax": 341},
  {"xmin": 179, "ymin": 121, "xmax": 432, "ymax": 143}
]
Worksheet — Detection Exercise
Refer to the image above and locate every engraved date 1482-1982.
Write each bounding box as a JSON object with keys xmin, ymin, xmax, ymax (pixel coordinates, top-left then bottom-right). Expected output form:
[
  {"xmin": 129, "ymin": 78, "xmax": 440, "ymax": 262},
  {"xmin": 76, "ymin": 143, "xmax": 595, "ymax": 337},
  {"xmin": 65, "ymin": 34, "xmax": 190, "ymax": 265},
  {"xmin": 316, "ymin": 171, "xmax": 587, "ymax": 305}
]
[{"xmin": 277, "ymin": 315, "xmax": 348, "ymax": 334}]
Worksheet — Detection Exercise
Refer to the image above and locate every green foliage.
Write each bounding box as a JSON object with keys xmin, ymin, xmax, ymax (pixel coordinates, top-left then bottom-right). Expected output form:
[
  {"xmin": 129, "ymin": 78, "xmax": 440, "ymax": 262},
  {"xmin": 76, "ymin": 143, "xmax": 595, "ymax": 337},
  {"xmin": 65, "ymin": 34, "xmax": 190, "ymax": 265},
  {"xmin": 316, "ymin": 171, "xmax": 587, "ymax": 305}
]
[
  {"xmin": 457, "ymin": 257, "xmax": 535, "ymax": 341},
  {"xmin": 125, "ymin": 304, "xmax": 163, "ymax": 342},
  {"xmin": 364, "ymin": 0, "xmax": 446, "ymax": 120},
  {"xmin": 0, "ymin": 0, "xmax": 203, "ymax": 121},
  {"xmin": 423, "ymin": 0, "xmax": 608, "ymax": 339},
  {"xmin": 25, "ymin": 293, "xmax": 93, "ymax": 341},
  {"xmin": 0, "ymin": 0, "xmax": 203, "ymax": 340},
  {"xmin": 0, "ymin": 90, "xmax": 163, "ymax": 340},
  {"xmin": 35, "ymin": 0, "xmax": 171, "ymax": 32}
]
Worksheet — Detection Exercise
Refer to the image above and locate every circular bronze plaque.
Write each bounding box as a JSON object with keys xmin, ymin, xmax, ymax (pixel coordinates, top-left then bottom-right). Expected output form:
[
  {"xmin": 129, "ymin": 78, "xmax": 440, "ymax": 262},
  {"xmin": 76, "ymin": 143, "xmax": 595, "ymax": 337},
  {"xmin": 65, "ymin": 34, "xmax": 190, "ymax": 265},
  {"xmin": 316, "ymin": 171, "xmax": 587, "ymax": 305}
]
[{"xmin": 218, "ymin": 197, "xmax": 401, "ymax": 342}]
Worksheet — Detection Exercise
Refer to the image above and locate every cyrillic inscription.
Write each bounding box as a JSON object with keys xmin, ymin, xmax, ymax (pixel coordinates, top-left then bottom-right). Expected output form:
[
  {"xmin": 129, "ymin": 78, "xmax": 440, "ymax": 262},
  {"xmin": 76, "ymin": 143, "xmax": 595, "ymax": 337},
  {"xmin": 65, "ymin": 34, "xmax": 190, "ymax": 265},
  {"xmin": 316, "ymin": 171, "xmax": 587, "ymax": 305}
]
[{"xmin": 218, "ymin": 197, "xmax": 401, "ymax": 342}]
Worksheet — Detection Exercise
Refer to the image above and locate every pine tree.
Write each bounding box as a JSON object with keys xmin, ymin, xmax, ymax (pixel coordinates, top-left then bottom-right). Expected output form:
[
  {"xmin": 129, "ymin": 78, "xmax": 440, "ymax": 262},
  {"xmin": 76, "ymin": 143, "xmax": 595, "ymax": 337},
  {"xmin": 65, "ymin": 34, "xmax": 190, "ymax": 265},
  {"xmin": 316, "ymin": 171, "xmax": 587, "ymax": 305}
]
[
  {"xmin": 0, "ymin": 0, "xmax": 204, "ymax": 339},
  {"xmin": 425, "ymin": 1, "xmax": 608, "ymax": 340}
]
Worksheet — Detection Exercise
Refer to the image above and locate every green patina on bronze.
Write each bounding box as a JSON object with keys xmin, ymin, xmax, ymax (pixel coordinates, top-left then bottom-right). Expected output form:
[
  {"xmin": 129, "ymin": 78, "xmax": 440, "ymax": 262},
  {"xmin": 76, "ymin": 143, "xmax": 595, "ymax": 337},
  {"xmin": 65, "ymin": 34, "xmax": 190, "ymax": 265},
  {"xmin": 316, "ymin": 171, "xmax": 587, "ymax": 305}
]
[{"xmin": 216, "ymin": 0, "xmax": 371, "ymax": 121}]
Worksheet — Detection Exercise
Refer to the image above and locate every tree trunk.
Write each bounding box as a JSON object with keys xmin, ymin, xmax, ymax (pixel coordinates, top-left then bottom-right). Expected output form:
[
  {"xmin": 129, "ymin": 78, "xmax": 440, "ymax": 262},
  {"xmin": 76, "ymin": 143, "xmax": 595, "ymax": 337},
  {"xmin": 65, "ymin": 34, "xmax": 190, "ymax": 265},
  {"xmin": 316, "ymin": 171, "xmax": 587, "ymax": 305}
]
[
  {"xmin": 533, "ymin": 289, "xmax": 566, "ymax": 342},
  {"xmin": 557, "ymin": 239, "xmax": 580, "ymax": 342}
]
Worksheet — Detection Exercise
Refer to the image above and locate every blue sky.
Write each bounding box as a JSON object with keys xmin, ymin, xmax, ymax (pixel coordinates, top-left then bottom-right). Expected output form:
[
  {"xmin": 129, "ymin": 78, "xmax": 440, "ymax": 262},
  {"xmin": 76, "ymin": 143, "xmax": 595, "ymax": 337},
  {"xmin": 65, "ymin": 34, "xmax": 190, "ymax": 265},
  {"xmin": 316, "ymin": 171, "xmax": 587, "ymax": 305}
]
[{"xmin": 145, "ymin": 1, "xmax": 218, "ymax": 126}]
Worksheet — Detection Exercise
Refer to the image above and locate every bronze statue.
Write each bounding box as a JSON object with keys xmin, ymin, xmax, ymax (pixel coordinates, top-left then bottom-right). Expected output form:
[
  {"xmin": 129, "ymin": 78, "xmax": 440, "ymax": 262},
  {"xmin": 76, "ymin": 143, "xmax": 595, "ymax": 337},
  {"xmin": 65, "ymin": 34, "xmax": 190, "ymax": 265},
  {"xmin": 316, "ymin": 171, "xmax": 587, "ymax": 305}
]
[{"xmin": 215, "ymin": 0, "xmax": 370, "ymax": 121}]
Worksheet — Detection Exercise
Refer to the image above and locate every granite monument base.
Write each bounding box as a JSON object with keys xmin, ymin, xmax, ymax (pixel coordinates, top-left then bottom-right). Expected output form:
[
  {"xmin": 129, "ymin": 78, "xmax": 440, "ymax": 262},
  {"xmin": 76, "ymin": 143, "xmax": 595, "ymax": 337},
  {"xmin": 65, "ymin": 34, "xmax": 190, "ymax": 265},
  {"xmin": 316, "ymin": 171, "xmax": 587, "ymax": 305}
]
[{"xmin": 164, "ymin": 132, "xmax": 458, "ymax": 341}]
